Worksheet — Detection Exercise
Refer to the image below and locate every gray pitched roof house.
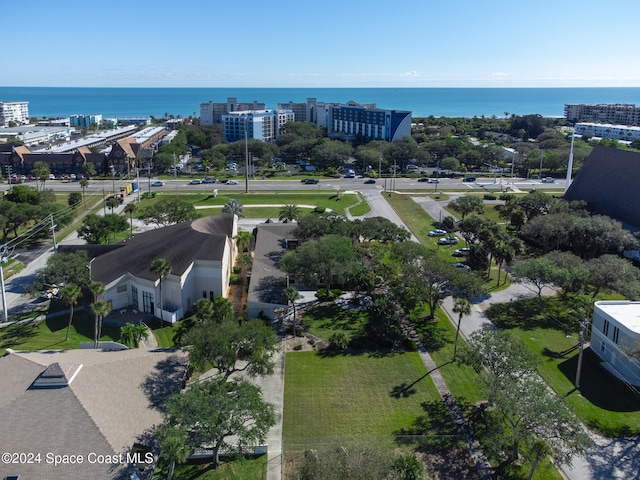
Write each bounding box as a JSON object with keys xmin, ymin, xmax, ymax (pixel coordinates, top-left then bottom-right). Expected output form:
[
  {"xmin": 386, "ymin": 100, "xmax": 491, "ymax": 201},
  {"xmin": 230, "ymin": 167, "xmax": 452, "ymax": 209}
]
[
  {"xmin": 247, "ymin": 223, "xmax": 297, "ymax": 320},
  {"xmin": 565, "ymin": 146, "xmax": 640, "ymax": 228},
  {"xmin": 60, "ymin": 214, "xmax": 238, "ymax": 323},
  {"xmin": 0, "ymin": 348, "xmax": 188, "ymax": 479}
]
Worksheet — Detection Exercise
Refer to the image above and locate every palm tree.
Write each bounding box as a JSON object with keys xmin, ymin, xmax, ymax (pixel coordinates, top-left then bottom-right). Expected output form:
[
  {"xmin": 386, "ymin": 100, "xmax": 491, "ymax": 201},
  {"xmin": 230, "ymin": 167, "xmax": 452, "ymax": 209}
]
[
  {"xmin": 158, "ymin": 427, "xmax": 189, "ymax": 480},
  {"xmin": 105, "ymin": 196, "xmax": 119, "ymax": 213},
  {"xmin": 79, "ymin": 178, "xmax": 89, "ymax": 207},
  {"xmin": 222, "ymin": 198, "xmax": 245, "ymax": 217},
  {"xmin": 59, "ymin": 284, "xmax": 82, "ymax": 341},
  {"xmin": 527, "ymin": 439, "xmax": 551, "ymax": 480},
  {"xmin": 151, "ymin": 258, "xmax": 172, "ymax": 324},
  {"xmin": 90, "ymin": 300, "xmax": 111, "ymax": 347},
  {"xmin": 236, "ymin": 231, "xmax": 250, "ymax": 253},
  {"xmin": 283, "ymin": 286, "xmax": 303, "ymax": 336},
  {"xmin": 279, "ymin": 204, "xmax": 301, "ymax": 222},
  {"xmin": 120, "ymin": 322, "xmax": 149, "ymax": 348},
  {"xmin": 124, "ymin": 203, "xmax": 137, "ymax": 237},
  {"xmin": 89, "ymin": 281, "xmax": 106, "ymax": 347},
  {"xmin": 452, "ymin": 298, "xmax": 472, "ymax": 361}
]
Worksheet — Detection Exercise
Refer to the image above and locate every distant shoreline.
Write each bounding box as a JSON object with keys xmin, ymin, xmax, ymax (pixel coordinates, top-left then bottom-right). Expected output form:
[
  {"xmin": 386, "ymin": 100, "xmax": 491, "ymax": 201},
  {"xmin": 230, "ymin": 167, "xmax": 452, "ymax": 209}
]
[{"xmin": 2, "ymin": 86, "xmax": 639, "ymax": 119}]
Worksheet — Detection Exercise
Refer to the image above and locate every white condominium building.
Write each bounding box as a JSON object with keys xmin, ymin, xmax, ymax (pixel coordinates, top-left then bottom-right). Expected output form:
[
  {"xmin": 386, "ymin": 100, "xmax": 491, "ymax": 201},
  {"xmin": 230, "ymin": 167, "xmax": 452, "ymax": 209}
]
[
  {"xmin": 0, "ymin": 101, "xmax": 29, "ymax": 127},
  {"xmin": 565, "ymin": 103, "xmax": 640, "ymax": 126},
  {"xmin": 222, "ymin": 110, "xmax": 294, "ymax": 142}
]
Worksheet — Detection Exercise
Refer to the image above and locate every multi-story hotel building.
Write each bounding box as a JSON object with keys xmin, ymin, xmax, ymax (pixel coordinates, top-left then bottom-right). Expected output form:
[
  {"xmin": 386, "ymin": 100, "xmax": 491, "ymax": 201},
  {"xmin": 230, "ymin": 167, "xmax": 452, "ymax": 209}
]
[
  {"xmin": 0, "ymin": 101, "xmax": 29, "ymax": 127},
  {"xmin": 203, "ymin": 97, "xmax": 412, "ymax": 143},
  {"xmin": 200, "ymin": 98, "xmax": 266, "ymax": 125},
  {"xmin": 565, "ymin": 103, "xmax": 640, "ymax": 126},
  {"xmin": 312, "ymin": 100, "xmax": 412, "ymax": 142},
  {"xmin": 222, "ymin": 110, "xmax": 295, "ymax": 142}
]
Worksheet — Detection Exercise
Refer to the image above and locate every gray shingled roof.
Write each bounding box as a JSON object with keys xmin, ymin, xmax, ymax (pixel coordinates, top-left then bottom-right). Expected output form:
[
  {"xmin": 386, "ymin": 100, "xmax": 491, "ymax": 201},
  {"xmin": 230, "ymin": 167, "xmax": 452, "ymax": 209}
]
[
  {"xmin": 91, "ymin": 215, "xmax": 235, "ymax": 284},
  {"xmin": 247, "ymin": 223, "xmax": 297, "ymax": 307},
  {"xmin": 565, "ymin": 146, "xmax": 640, "ymax": 227},
  {"xmin": 0, "ymin": 348, "xmax": 188, "ymax": 479}
]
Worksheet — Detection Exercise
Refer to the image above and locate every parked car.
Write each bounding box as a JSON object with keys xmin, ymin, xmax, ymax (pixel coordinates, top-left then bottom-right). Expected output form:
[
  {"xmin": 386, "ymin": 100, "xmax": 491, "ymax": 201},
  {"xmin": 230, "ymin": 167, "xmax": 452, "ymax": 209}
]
[
  {"xmin": 189, "ymin": 179, "xmax": 202, "ymax": 185},
  {"xmin": 226, "ymin": 180, "xmax": 238, "ymax": 185},
  {"xmin": 453, "ymin": 262, "xmax": 471, "ymax": 271},
  {"xmin": 542, "ymin": 177, "xmax": 555, "ymax": 183},
  {"xmin": 439, "ymin": 236, "xmax": 459, "ymax": 245},
  {"xmin": 427, "ymin": 178, "xmax": 440, "ymax": 183},
  {"xmin": 302, "ymin": 178, "xmax": 319, "ymax": 184},
  {"xmin": 363, "ymin": 179, "xmax": 376, "ymax": 184},
  {"xmin": 151, "ymin": 181, "xmax": 165, "ymax": 187},
  {"xmin": 428, "ymin": 229, "xmax": 447, "ymax": 237},
  {"xmin": 203, "ymin": 177, "xmax": 217, "ymax": 184},
  {"xmin": 452, "ymin": 247, "xmax": 471, "ymax": 257},
  {"xmin": 462, "ymin": 176, "xmax": 476, "ymax": 182}
]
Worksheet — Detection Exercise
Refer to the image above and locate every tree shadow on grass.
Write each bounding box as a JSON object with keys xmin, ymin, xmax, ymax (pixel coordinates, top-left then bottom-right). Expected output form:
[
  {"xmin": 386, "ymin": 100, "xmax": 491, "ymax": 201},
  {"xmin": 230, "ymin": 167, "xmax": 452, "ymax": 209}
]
[
  {"xmin": 395, "ymin": 399, "xmax": 484, "ymax": 479},
  {"xmin": 390, "ymin": 361, "xmax": 453, "ymax": 399},
  {"xmin": 0, "ymin": 322, "xmax": 38, "ymax": 349}
]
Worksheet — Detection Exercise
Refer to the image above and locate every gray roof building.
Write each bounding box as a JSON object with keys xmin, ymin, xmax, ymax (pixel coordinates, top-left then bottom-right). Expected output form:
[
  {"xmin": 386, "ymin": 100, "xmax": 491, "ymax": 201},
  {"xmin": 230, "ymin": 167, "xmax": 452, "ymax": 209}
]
[
  {"xmin": 0, "ymin": 348, "xmax": 188, "ymax": 479},
  {"xmin": 247, "ymin": 222, "xmax": 297, "ymax": 320},
  {"xmin": 565, "ymin": 146, "xmax": 640, "ymax": 228}
]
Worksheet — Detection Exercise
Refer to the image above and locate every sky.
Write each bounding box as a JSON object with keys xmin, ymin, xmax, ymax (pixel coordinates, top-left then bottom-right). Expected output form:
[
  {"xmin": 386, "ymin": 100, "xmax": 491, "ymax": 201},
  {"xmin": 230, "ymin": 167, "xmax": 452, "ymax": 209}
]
[{"xmin": 3, "ymin": 0, "xmax": 640, "ymax": 88}]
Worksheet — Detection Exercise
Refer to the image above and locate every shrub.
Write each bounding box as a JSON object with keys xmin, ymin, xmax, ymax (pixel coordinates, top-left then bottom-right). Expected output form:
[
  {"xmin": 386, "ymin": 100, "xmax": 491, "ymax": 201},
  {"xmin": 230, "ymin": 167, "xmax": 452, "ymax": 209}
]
[
  {"xmin": 233, "ymin": 266, "xmax": 241, "ymax": 274},
  {"xmin": 329, "ymin": 289, "xmax": 343, "ymax": 300},
  {"xmin": 483, "ymin": 194, "xmax": 497, "ymax": 200},
  {"xmin": 293, "ymin": 344, "xmax": 303, "ymax": 351},
  {"xmin": 229, "ymin": 274, "xmax": 239, "ymax": 284},
  {"xmin": 314, "ymin": 206, "xmax": 326, "ymax": 214},
  {"xmin": 141, "ymin": 192, "xmax": 156, "ymax": 200},
  {"xmin": 329, "ymin": 331, "xmax": 349, "ymax": 351},
  {"xmin": 315, "ymin": 288, "xmax": 326, "ymax": 300}
]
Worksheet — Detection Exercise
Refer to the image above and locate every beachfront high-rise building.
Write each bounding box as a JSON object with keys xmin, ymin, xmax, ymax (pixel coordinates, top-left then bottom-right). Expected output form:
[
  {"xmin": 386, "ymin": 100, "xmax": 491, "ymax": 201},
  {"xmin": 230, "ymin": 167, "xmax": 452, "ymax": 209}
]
[
  {"xmin": 311, "ymin": 100, "xmax": 412, "ymax": 142},
  {"xmin": 565, "ymin": 103, "xmax": 640, "ymax": 126},
  {"xmin": 222, "ymin": 110, "xmax": 295, "ymax": 142},
  {"xmin": 0, "ymin": 101, "xmax": 29, "ymax": 127},
  {"xmin": 200, "ymin": 98, "xmax": 266, "ymax": 125}
]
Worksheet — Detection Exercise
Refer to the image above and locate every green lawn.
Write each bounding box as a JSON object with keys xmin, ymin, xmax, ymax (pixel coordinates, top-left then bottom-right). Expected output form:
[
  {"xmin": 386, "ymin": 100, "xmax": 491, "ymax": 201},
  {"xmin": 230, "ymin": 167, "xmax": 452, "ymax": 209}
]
[
  {"xmin": 138, "ymin": 191, "xmax": 361, "ymax": 217},
  {"xmin": 283, "ymin": 351, "xmax": 443, "ymax": 452},
  {"xmin": 0, "ymin": 310, "xmax": 121, "ymax": 354},
  {"xmin": 301, "ymin": 303, "xmax": 369, "ymax": 343},
  {"xmin": 152, "ymin": 455, "xmax": 266, "ymax": 480},
  {"xmin": 511, "ymin": 326, "xmax": 640, "ymax": 436},
  {"xmin": 487, "ymin": 296, "xmax": 640, "ymax": 436}
]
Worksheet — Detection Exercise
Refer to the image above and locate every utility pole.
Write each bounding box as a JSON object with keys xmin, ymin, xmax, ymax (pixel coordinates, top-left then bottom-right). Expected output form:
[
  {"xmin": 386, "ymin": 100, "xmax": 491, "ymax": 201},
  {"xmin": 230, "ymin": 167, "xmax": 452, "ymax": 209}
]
[
  {"xmin": 49, "ymin": 214, "xmax": 57, "ymax": 250},
  {"xmin": 0, "ymin": 245, "xmax": 12, "ymax": 324},
  {"xmin": 575, "ymin": 317, "xmax": 588, "ymax": 389}
]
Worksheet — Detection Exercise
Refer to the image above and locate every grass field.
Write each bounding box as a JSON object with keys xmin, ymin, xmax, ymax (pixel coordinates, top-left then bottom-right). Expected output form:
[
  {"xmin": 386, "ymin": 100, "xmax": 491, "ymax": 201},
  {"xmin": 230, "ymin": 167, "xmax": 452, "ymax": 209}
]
[
  {"xmin": 137, "ymin": 191, "xmax": 361, "ymax": 217},
  {"xmin": 0, "ymin": 310, "xmax": 121, "ymax": 354},
  {"xmin": 283, "ymin": 351, "xmax": 443, "ymax": 452}
]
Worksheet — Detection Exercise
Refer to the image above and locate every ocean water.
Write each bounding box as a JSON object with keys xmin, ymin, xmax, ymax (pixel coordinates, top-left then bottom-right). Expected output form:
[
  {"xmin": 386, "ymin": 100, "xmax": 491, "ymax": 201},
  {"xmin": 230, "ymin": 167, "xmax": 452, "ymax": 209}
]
[{"xmin": 1, "ymin": 86, "xmax": 640, "ymax": 119}]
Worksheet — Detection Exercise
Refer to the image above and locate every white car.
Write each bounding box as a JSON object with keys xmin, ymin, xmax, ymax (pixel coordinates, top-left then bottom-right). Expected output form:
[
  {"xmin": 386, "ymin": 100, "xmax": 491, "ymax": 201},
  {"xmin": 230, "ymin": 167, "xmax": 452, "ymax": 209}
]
[
  {"xmin": 541, "ymin": 177, "xmax": 555, "ymax": 183},
  {"xmin": 226, "ymin": 180, "xmax": 238, "ymax": 185},
  {"xmin": 428, "ymin": 229, "xmax": 447, "ymax": 237},
  {"xmin": 439, "ymin": 236, "xmax": 459, "ymax": 245},
  {"xmin": 151, "ymin": 181, "xmax": 165, "ymax": 187},
  {"xmin": 189, "ymin": 179, "xmax": 202, "ymax": 185},
  {"xmin": 453, "ymin": 248, "xmax": 471, "ymax": 257}
]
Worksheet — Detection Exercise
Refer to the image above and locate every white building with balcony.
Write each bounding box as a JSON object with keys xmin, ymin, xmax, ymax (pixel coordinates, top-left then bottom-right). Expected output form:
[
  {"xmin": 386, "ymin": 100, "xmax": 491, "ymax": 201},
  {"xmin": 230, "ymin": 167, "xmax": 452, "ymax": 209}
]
[{"xmin": 0, "ymin": 101, "xmax": 29, "ymax": 126}]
